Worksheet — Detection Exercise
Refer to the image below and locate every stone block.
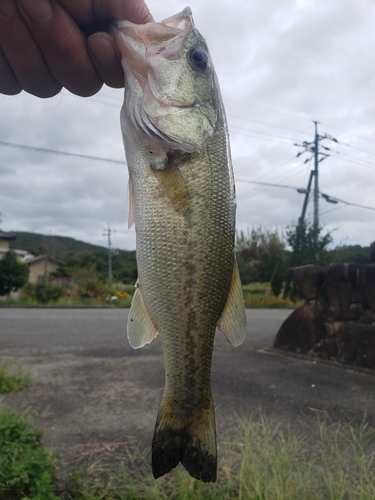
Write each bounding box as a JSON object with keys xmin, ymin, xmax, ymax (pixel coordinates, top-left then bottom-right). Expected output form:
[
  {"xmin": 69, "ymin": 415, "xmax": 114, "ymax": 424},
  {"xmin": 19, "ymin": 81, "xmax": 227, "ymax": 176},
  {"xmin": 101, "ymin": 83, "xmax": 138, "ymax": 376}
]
[
  {"xmin": 273, "ymin": 303, "xmax": 327, "ymax": 353},
  {"xmin": 351, "ymin": 265, "xmax": 366, "ymax": 304},
  {"xmin": 322, "ymin": 263, "xmax": 359, "ymax": 320},
  {"xmin": 312, "ymin": 337, "xmax": 339, "ymax": 359},
  {"xmin": 325, "ymin": 321, "xmax": 343, "ymax": 336},
  {"xmin": 336, "ymin": 323, "xmax": 375, "ymax": 368},
  {"xmin": 364, "ymin": 264, "xmax": 375, "ymax": 311},
  {"xmin": 291, "ymin": 264, "xmax": 325, "ymax": 300}
]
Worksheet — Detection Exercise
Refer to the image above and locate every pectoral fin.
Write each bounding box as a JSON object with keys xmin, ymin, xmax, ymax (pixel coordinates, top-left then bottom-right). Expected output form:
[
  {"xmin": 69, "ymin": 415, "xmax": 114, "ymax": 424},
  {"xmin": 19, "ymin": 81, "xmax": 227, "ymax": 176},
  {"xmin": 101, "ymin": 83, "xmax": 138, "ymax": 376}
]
[
  {"xmin": 152, "ymin": 161, "xmax": 191, "ymax": 217},
  {"xmin": 217, "ymin": 259, "xmax": 247, "ymax": 347},
  {"xmin": 127, "ymin": 286, "xmax": 158, "ymax": 348}
]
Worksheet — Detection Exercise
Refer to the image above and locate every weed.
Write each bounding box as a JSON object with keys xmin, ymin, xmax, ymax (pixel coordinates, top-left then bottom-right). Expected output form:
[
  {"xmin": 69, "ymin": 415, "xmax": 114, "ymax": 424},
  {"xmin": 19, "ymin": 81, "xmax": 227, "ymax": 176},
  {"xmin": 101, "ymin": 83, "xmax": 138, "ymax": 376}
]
[
  {"xmin": 0, "ymin": 361, "xmax": 32, "ymax": 394},
  {"xmin": 2, "ymin": 401, "xmax": 375, "ymax": 499},
  {"xmin": 0, "ymin": 406, "xmax": 58, "ymax": 499},
  {"xmin": 65, "ymin": 413, "xmax": 375, "ymax": 500}
]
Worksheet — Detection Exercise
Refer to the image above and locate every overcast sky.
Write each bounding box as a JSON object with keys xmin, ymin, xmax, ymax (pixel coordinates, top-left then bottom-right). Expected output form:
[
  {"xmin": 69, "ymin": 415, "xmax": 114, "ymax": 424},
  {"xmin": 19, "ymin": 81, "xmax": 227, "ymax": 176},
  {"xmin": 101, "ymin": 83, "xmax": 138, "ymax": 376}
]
[{"xmin": 1, "ymin": 0, "xmax": 375, "ymax": 251}]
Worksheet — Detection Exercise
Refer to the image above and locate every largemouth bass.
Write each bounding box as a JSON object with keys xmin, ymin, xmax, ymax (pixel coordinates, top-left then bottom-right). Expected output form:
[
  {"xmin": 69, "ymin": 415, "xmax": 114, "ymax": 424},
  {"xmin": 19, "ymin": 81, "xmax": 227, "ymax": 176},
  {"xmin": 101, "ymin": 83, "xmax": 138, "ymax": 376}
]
[{"xmin": 113, "ymin": 7, "xmax": 246, "ymax": 483}]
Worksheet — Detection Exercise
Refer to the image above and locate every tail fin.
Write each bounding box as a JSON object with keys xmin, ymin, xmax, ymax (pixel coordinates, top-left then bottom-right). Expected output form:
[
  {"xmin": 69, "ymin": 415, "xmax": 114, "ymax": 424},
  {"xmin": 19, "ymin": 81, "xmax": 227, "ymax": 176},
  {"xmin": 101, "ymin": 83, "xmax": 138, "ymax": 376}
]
[{"xmin": 152, "ymin": 401, "xmax": 217, "ymax": 483}]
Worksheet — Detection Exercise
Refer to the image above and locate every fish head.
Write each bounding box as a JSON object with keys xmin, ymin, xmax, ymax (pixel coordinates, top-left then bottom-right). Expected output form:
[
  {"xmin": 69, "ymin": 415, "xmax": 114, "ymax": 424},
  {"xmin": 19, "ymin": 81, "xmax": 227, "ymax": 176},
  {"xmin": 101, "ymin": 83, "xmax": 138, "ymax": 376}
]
[{"xmin": 113, "ymin": 7, "xmax": 218, "ymax": 153}]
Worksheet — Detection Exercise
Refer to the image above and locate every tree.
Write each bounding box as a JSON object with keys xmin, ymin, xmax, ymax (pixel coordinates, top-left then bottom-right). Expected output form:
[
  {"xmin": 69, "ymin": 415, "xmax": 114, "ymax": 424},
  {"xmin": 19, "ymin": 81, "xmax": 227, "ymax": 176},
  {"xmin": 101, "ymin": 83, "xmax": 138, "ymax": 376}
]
[
  {"xmin": 0, "ymin": 251, "xmax": 29, "ymax": 296},
  {"xmin": 236, "ymin": 227, "xmax": 285, "ymax": 289},
  {"xmin": 282, "ymin": 221, "xmax": 333, "ymax": 300},
  {"xmin": 284, "ymin": 221, "xmax": 333, "ymax": 268}
]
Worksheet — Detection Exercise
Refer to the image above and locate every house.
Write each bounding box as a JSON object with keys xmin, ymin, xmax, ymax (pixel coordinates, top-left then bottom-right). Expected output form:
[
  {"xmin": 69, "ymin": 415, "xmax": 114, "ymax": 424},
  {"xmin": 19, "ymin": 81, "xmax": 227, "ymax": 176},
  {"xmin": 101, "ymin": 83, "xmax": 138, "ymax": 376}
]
[
  {"xmin": 0, "ymin": 230, "xmax": 16, "ymax": 257},
  {"xmin": 0, "ymin": 230, "xmax": 35, "ymax": 262},
  {"xmin": 27, "ymin": 255, "xmax": 66, "ymax": 285},
  {"xmin": 0, "ymin": 231, "xmax": 65, "ymax": 284}
]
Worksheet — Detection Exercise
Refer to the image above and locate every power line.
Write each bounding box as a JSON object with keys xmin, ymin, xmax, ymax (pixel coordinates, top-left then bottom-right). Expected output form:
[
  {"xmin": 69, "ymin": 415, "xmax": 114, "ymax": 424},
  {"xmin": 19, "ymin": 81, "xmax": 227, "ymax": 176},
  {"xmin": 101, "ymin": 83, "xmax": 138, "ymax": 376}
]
[
  {"xmin": 0, "ymin": 140, "xmax": 125, "ymax": 165},
  {"xmin": 327, "ymin": 148, "xmax": 375, "ymax": 171},
  {"xmin": 228, "ymin": 125, "xmax": 296, "ymax": 144},
  {"xmin": 318, "ymin": 192, "xmax": 375, "ymax": 212},
  {"xmin": 320, "ymin": 121, "xmax": 375, "ymax": 147},
  {"xmin": 237, "ymin": 178, "xmax": 375, "ymax": 212},
  {"xmin": 236, "ymin": 157, "xmax": 312, "ymax": 200},
  {"xmin": 228, "ymin": 114, "xmax": 314, "ymax": 136},
  {"xmin": 338, "ymin": 141, "xmax": 375, "ymax": 159},
  {"xmin": 226, "ymin": 98, "xmax": 313, "ymax": 123},
  {"xmin": 236, "ymin": 179, "xmax": 307, "ymax": 192}
]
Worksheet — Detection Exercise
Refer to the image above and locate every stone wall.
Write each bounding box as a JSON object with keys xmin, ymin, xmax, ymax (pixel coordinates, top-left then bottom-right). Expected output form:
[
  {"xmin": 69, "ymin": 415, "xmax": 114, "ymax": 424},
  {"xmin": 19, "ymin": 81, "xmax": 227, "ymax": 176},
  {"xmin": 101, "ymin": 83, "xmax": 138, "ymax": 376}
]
[{"xmin": 273, "ymin": 257, "xmax": 375, "ymax": 368}]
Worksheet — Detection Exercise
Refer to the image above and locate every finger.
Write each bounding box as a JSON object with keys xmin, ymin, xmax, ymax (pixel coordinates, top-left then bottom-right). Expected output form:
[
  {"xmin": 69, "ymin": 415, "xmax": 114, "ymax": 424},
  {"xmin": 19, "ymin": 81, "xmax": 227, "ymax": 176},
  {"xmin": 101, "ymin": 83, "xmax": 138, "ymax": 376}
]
[
  {"xmin": 0, "ymin": 45, "xmax": 22, "ymax": 95},
  {"xmin": 55, "ymin": 0, "xmax": 153, "ymax": 25},
  {"xmin": 17, "ymin": 0, "xmax": 103, "ymax": 97},
  {"xmin": 0, "ymin": 0, "xmax": 61, "ymax": 97},
  {"xmin": 87, "ymin": 32, "xmax": 124, "ymax": 89},
  {"xmin": 92, "ymin": 0, "xmax": 153, "ymax": 24},
  {"xmin": 54, "ymin": 0, "xmax": 95, "ymax": 25}
]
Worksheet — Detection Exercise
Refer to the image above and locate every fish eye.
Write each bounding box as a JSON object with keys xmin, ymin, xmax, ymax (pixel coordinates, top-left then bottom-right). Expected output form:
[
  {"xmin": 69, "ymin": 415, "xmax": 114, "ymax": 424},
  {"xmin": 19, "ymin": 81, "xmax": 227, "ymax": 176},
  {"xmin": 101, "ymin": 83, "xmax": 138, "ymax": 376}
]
[{"xmin": 188, "ymin": 46, "xmax": 208, "ymax": 71}]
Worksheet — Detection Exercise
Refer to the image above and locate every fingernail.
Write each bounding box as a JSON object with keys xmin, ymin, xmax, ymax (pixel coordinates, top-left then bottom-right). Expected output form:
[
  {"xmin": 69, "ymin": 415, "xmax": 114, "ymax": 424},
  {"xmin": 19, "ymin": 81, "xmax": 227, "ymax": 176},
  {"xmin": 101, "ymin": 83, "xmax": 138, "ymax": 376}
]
[
  {"xmin": 18, "ymin": 0, "xmax": 53, "ymax": 24},
  {"xmin": 88, "ymin": 34, "xmax": 118, "ymax": 66},
  {"xmin": 0, "ymin": 0, "xmax": 18, "ymax": 17}
]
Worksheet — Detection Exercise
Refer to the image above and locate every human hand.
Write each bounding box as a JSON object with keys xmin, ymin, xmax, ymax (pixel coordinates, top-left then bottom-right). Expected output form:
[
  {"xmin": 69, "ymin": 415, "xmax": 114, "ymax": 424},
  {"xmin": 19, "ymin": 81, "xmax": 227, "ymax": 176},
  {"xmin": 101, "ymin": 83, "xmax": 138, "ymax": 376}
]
[{"xmin": 0, "ymin": 0, "xmax": 153, "ymax": 97}]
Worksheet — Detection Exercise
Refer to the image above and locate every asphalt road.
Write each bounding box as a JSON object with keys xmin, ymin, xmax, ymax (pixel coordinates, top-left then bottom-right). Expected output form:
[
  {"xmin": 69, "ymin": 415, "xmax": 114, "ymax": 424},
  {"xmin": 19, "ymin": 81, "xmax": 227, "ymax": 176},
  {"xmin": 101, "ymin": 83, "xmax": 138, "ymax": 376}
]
[
  {"xmin": 1, "ymin": 307, "xmax": 375, "ymax": 474},
  {"xmin": 0, "ymin": 307, "xmax": 287, "ymax": 350}
]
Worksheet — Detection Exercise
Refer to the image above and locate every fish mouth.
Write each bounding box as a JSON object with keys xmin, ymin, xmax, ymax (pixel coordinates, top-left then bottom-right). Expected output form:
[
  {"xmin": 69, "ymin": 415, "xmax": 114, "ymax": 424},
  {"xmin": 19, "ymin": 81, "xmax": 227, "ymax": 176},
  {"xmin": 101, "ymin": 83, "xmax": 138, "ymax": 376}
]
[{"xmin": 112, "ymin": 8, "xmax": 195, "ymax": 108}]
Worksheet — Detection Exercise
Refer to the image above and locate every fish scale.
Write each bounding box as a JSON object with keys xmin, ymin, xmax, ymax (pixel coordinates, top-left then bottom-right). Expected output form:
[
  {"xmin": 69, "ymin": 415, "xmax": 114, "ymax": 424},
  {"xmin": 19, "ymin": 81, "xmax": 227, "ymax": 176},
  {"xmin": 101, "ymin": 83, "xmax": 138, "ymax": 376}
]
[{"xmin": 113, "ymin": 7, "xmax": 247, "ymax": 483}]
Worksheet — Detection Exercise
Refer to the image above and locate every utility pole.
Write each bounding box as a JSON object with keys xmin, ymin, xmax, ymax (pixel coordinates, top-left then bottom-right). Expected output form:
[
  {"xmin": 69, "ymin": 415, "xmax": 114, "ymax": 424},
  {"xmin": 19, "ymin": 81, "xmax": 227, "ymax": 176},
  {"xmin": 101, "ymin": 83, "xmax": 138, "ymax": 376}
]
[
  {"xmin": 103, "ymin": 223, "xmax": 116, "ymax": 283},
  {"xmin": 313, "ymin": 120, "xmax": 319, "ymax": 230},
  {"xmin": 294, "ymin": 122, "xmax": 338, "ymax": 249},
  {"xmin": 298, "ymin": 170, "xmax": 314, "ymax": 225}
]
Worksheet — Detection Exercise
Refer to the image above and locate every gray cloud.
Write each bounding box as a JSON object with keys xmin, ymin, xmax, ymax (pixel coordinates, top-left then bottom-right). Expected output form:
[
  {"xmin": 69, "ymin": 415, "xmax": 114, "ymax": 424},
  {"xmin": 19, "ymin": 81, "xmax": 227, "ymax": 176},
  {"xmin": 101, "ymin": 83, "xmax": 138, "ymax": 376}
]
[{"xmin": 1, "ymin": 0, "xmax": 374, "ymax": 250}]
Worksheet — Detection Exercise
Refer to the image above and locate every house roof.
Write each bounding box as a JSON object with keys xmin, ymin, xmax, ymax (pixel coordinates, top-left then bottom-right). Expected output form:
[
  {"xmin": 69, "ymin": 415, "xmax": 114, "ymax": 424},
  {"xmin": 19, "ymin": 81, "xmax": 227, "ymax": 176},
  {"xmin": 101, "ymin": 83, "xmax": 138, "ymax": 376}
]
[
  {"xmin": 26, "ymin": 254, "xmax": 66, "ymax": 266},
  {"xmin": 0, "ymin": 230, "xmax": 16, "ymax": 240}
]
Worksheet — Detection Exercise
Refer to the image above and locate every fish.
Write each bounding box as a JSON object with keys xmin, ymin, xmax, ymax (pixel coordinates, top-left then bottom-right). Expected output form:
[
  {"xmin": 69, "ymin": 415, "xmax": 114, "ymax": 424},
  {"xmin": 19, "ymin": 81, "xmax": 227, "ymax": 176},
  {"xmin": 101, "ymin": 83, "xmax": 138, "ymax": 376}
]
[{"xmin": 113, "ymin": 7, "xmax": 247, "ymax": 483}]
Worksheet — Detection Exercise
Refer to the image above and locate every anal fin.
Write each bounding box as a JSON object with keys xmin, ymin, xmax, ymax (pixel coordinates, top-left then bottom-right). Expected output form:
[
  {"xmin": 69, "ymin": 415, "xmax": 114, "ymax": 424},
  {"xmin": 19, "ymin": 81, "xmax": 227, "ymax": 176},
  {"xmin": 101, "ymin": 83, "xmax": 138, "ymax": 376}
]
[
  {"xmin": 127, "ymin": 285, "xmax": 158, "ymax": 348},
  {"xmin": 217, "ymin": 257, "xmax": 247, "ymax": 347}
]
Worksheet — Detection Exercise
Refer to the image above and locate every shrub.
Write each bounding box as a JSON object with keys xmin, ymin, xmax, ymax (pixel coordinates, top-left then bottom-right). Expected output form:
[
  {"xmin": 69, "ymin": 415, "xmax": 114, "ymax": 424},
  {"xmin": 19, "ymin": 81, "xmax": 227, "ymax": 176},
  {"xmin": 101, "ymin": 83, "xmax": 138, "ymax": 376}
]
[
  {"xmin": 76, "ymin": 280, "xmax": 106, "ymax": 299},
  {"xmin": 35, "ymin": 284, "xmax": 66, "ymax": 304},
  {"xmin": 20, "ymin": 283, "xmax": 37, "ymax": 301}
]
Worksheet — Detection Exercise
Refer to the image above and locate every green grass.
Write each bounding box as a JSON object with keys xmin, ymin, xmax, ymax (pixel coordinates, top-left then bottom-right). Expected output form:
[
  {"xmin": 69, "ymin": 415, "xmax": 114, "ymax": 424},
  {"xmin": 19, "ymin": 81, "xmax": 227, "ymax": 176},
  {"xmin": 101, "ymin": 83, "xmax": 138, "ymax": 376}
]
[
  {"xmin": 0, "ymin": 362, "xmax": 32, "ymax": 394},
  {"xmin": 2, "ymin": 407, "xmax": 375, "ymax": 499},
  {"xmin": 0, "ymin": 405, "xmax": 58, "ymax": 500},
  {"xmin": 66, "ymin": 413, "xmax": 375, "ymax": 500}
]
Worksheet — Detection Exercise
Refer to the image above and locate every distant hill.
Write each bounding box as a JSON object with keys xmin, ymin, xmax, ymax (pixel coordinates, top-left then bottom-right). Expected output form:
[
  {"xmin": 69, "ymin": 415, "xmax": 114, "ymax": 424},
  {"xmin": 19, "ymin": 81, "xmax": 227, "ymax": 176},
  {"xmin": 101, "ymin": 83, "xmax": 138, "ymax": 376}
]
[
  {"xmin": 9, "ymin": 231, "xmax": 138, "ymax": 284},
  {"xmin": 9, "ymin": 231, "xmax": 106, "ymax": 259}
]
